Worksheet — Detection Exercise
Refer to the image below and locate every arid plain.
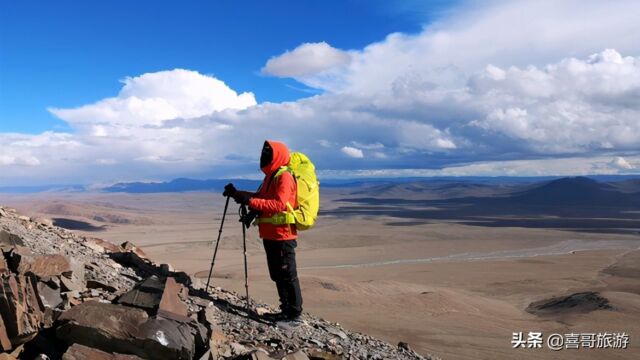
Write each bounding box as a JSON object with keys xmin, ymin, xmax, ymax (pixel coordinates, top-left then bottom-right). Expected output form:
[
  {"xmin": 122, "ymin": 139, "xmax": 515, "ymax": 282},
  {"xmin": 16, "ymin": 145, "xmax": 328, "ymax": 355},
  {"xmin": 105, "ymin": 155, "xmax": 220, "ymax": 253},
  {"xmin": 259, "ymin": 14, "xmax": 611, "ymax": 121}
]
[{"xmin": 3, "ymin": 179, "xmax": 640, "ymax": 359}]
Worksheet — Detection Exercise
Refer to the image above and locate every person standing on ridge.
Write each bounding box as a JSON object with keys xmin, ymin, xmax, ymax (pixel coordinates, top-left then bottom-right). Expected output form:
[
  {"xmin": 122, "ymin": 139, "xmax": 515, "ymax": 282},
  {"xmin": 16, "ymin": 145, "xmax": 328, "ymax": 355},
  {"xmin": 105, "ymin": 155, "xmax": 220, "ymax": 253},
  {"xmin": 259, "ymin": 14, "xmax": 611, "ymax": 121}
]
[{"xmin": 224, "ymin": 140, "xmax": 303, "ymax": 322}]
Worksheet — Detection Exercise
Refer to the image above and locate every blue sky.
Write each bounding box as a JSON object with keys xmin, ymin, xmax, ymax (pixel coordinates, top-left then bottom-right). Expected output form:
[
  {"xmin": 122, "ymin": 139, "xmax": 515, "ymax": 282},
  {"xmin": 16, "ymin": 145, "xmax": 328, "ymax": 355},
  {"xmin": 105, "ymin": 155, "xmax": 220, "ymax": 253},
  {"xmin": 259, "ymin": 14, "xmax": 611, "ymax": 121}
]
[
  {"xmin": 1, "ymin": 0, "xmax": 639, "ymax": 185},
  {"xmin": 0, "ymin": 0, "xmax": 451, "ymax": 134}
]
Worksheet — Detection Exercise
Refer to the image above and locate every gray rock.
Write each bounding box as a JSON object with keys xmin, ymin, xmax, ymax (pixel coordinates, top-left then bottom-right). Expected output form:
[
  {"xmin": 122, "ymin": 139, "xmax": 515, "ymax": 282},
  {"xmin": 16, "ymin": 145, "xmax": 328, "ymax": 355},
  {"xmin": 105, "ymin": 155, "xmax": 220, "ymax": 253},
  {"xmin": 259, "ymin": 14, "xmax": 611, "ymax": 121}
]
[
  {"xmin": 62, "ymin": 343, "xmax": 145, "ymax": 359},
  {"xmin": 36, "ymin": 281, "xmax": 62, "ymax": 309},
  {"xmin": 57, "ymin": 301, "xmax": 206, "ymax": 360},
  {"xmin": 0, "ymin": 273, "xmax": 43, "ymax": 347},
  {"xmin": 0, "ymin": 230, "xmax": 25, "ymax": 249}
]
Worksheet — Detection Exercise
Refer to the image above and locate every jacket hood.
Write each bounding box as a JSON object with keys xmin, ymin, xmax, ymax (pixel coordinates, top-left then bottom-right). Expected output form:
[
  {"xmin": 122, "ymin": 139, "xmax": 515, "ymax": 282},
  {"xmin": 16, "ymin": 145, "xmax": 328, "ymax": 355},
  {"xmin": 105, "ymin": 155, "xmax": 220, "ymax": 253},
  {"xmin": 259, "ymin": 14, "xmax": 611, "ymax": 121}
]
[{"xmin": 261, "ymin": 140, "xmax": 290, "ymax": 175}]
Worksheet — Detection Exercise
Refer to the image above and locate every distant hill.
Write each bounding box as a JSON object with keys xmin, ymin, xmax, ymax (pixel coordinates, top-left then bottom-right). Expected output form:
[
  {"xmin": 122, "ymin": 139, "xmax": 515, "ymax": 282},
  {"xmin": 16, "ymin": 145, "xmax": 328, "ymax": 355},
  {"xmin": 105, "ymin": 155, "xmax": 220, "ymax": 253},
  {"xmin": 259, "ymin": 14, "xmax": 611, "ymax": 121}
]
[
  {"xmin": 0, "ymin": 184, "xmax": 86, "ymax": 193},
  {"xmin": 350, "ymin": 180, "xmax": 518, "ymax": 199},
  {"xmin": 102, "ymin": 178, "xmax": 262, "ymax": 193},
  {"xmin": 509, "ymin": 177, "xmax": 640, "ymax": 207},
  {"xmin": 609, "ymin": 179, "xmax": 640, "ymax": 193},
  {"xmin": 329, "ymin": 176, "xmax": 640, "ymax": 235},
  {"xmin": 1, "ymin": 174, "xmax": 639, "ymax": 194}
]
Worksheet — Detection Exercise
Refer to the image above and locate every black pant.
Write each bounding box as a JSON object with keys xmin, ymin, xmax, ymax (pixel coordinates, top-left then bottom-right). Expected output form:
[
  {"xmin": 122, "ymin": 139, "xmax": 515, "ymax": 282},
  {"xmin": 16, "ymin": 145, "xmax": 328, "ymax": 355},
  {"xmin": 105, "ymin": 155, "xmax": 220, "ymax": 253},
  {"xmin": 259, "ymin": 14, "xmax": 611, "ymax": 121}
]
[{"xmin": 263, "ymin": 239, "xmax": 303, "ymax": 316}]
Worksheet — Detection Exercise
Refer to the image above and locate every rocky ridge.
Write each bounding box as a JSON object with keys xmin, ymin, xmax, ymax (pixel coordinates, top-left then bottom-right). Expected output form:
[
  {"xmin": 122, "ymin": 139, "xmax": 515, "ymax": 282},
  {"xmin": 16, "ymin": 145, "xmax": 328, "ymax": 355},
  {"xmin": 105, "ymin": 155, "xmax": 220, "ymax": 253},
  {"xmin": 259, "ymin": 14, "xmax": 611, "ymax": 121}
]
[{"xmin": 0, "ymin": 205, "xmax": 435, "ymax": 360}]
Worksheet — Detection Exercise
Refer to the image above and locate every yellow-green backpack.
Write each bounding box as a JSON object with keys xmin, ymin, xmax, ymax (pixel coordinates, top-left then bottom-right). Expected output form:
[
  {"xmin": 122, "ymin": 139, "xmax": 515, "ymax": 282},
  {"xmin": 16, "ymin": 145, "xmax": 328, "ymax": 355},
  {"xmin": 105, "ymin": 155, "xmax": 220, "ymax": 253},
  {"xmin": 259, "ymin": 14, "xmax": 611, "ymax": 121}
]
[{"xmin": 255, "ymin": 152, "xmax": 320, "ymax": 230}]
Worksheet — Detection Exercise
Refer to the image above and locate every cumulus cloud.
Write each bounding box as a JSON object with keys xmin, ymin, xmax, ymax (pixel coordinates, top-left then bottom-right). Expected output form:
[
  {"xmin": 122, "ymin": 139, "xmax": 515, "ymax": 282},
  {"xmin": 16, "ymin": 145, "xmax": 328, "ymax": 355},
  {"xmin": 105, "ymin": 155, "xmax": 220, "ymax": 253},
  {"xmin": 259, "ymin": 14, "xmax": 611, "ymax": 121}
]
[
  {"xmin": 283, "ymin": 0, "xmax": 640, "ymax": 94},
  {"xmin": 341, "ymin": 146, "xmax": 364, "ymax": 158},
  {"xmin": 610, "ymin": 156, "xmax": 634, "ymax": 170},
  {"xmin": 49, "ymin": 69, "xmax": 256, "ymax": 128},
  {"xmin": 468, "ymin": 50, "xmax": 640, "ymax": 152},
  {"xmin": 262, "ymin": 42, "xmax": 351, "ymax": 78}
]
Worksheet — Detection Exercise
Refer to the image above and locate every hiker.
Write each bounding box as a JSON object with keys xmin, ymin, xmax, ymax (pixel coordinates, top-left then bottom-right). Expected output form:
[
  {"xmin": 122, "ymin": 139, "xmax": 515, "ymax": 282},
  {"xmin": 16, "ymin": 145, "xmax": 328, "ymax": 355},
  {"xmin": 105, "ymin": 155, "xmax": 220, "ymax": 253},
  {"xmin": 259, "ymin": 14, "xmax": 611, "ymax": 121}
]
[{"xmin": 224, "ymin": 140, "xmax": 303, "ymax": 321}]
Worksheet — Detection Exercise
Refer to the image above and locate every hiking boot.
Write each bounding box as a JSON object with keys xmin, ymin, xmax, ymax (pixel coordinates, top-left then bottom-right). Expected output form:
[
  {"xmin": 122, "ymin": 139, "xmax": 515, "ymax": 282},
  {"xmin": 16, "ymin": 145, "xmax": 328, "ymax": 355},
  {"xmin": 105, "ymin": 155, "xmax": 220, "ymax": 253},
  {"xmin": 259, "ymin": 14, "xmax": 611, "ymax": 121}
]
[
  {"xmin": 263, "ymin": 311, "xmax": 301, "ymax": 323},
  {"xmin": 276, "ymin": 315, "xmax": 304, "ymax": 329}
]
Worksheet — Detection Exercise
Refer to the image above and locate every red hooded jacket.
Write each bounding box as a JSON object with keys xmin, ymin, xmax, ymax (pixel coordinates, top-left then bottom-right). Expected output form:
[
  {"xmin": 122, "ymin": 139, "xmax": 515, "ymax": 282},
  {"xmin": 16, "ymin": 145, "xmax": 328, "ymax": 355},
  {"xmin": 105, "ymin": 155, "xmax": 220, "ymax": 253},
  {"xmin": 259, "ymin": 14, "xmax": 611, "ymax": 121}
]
[{"xmin": 248, "ymin": 140, "xmax": 297, "ymax": 240}]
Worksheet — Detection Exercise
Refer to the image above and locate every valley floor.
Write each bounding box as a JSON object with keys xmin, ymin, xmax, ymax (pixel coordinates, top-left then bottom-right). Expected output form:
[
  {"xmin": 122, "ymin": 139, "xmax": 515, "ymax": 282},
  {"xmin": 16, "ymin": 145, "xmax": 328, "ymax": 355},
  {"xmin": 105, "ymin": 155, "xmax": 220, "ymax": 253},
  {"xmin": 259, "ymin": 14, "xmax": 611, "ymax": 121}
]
[{"xmin": 4, "ymin": 191, "xmax": 640, "ymax": 359}]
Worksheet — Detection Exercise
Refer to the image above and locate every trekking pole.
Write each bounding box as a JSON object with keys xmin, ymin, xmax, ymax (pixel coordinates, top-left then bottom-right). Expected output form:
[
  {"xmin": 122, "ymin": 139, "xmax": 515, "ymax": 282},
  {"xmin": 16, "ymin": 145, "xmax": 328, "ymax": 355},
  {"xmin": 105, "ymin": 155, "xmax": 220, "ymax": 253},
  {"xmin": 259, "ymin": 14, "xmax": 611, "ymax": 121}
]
[
  {"xmin": 240, "ymin": 203, "xmax": 250, "ymax": 312},
  {"xmin": 205, "ymin": 195, "xmax": 230, "ymax": 291}
]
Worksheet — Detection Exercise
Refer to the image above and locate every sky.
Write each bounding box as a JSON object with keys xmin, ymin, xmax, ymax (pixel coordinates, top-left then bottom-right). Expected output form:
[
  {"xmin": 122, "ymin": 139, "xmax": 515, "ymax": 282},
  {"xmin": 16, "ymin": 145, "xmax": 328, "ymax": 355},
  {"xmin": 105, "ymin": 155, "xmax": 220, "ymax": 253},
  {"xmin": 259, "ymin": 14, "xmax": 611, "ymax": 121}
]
[{"xmin": 1, "ymin": 0, "xmax": 639, "ymax": 185}]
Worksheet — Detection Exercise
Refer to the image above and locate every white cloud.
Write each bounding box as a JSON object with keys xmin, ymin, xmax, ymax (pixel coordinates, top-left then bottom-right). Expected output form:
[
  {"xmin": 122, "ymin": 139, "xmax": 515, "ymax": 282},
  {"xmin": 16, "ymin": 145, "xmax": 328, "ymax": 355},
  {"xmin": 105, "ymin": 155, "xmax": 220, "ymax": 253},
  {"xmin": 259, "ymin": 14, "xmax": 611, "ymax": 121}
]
[
  {"xmin": 284, "ymin": 0, "xmax": 640, "ymax": 95},
  {"xmin": 341, "ymin": 146, "xmax": 364, "ymax": 158},
  {"xmin": 468, "ymin": 50, "xmax": 640, "ymax": 152},
  {"xmin": 0, "ymin": 154, "xmax": 40, "ymax": 166},
  {"xmin": 399, "ymin": 122, "xmax": 457, "ymax": 151},
  {"xmin": 262, "ymin": 42, "xmax": 351, "ymax": 78},
  {"xmin": 317, "ymin": 139, "xmax": 332, "ymax": 148},
  {"xmin": 319, "ymin": 154, "xmax": 640, "ymax": 178},
  {"xmin": 611, "ymin": 156, "xmax": 634, "ymax": 170},
  {"xmin": 49, "ymin": 69, "xmax": 256, "ymax": 127},
  {"xmin": 351, "ymin": 141, "xmax": 384, "ymax": 150}
]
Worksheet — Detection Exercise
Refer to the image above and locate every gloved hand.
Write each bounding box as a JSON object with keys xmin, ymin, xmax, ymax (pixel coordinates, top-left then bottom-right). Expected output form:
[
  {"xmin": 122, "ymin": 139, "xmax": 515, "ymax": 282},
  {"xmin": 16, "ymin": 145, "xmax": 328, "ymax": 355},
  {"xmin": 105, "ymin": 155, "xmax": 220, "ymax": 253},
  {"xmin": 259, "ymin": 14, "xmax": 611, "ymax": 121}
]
[
  {"xmin": 222, "ymin": 183, "xmax": 237, "ymax": 197},
  {"xmin": 232, "ymin": 191, "xmax": 251, "ymax": 205},
  {"xmin": 243, "ymin": 209, "xmax": 261, "ymax": 228}
]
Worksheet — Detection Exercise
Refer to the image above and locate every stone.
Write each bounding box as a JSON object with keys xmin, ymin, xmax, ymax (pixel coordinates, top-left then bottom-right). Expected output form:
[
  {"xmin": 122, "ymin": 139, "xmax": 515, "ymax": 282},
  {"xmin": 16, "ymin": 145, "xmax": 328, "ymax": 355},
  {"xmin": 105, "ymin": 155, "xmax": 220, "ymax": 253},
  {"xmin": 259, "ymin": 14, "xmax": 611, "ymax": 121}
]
[
  {"xmin": 4, "ymin": 247, "xmax": 32, "ymax": 272},
  {"xmin": 326, "ymin": 327, "xmax": 348, "ymax": 340},
  {"xmin": 230, "ymin": 341, "xmax": 250, "ymax": 355},
  {"xmin": 0, "ymin": 274, "xmax": 43, "ymax": 346},
  {"xmin": 59, "ymin": 276, "xmax": 83, "ymax": 292},
  {"xmin": 109, "ymin": 251, "xmax": 156, "ymax": 276},
  {"xmin": 62, "ymin": 343, "xmax": 145, "ymax": 360},
  {"xmin": 138, "ymin": 275, "xmax": 166, "ymax": 293},
  {"xmin": 192, "ymin": 297, "xmax": 212, "ymax": 308},
  {"xmin": 56, "ymin": 302, "xmax": 148, "ymax": 355},
  {"xmin": 83, "ymin": 241, "xmax": 105, "ymax": 254},
  {"xmin": 18, "ymin": 216, "xmax": 30, "ymax": 222},
  {"xmin": 33, "ymin": 217, "xmax": 53, "ymax": 227},
  {"xmin": 171, "ymin": 271, "xmax": 192, "ymax": 287},
  {"xmin": 9, "ymin": 344, "xmax": 25, "ymax": 358},
  {"xmin": 39, "ymin": 276, "xmax": 60, "ymax": 290},
  {"xmin": 285, "ymin": 350, "xmax": 310, "ymax": 360},
  {"xmin": 198, "ymin": 350, "xmax": 214, "ymax": 360},
  {"xmin": 83, "ymin": 238, "xmax": 120, "ymax": 254},
  {"xmin": 136, "ymin": 316, "xmax": 206, "ymax": 360},
  {"xmin": 117, "ymin": 288, "xmax": 162, "ymax": 311},
  {"xmin": 158, "ymin": 277, "xmax": 190, "ymax": 322},
  {"xmin": 119, "ymin": 241, "xmax": 148, "ymax": 259},
  {"xmin": 0, "ymin": 230, "xmax": 25, "ymax": 249},
  {"xmin": 251, "ymin": 349, "xmax": 274, "ymax": 360},
  {"xmin": 308, "ymin": 339, "xmax": 325, "ymax": 348},
  {"xmin": 255, "ymin": 307, "xmax": 270, "ymax": 316},
  {"xmin": 6, "ymin": 249, "xmax": 71, "ymax": 278},
  {"xmin": 57, "ymin": 300, "xmax": 148, "ymax": 337},
  {"xmin": 0, "ymin": 314, "xmax": 11, "ymax": 351},
  {"xmin": 57, "ymin": 301, "xmax": 206, "ymax": 360},
  {"xmin": 87, "ymin": 280, "xmax": 117, "ymax": 293},
  {"xmin": 307, "ymin": 349, "xmax": 341, "ymax": 360},
  {"xmin": 42, "ymin": 307, "xmax": 63, "ymax": 328},
  {"xmin": 116, "ymin": 276, "xmax": 164, "ymax": 311},
  {"xmin": 66, "ymin": 258, "xmax": 85, "ymax": 284},
  {"xmin": 37, "ymin": 281, "xmax": 62, "ymax": 309},
  {"xmin": 0, "ymin": 257, "xmax": 8, "ymax": 275},
  {"xmin": 160, "ymin": 263, "xmax": 174, "ymax": 275},
  {"xmin": 198, "ymin": 306, "xmax": 218, "ymax": 332}
]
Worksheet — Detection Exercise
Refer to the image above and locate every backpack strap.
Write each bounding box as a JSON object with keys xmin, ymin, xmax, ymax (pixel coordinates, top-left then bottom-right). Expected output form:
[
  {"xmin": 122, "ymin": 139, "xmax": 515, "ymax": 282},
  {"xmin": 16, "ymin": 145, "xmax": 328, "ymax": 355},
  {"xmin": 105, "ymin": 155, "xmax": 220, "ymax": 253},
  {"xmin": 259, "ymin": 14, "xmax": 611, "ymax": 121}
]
[{"xmin": 253, "ymin": 166, "xmax": 297, "ymax": 226}]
